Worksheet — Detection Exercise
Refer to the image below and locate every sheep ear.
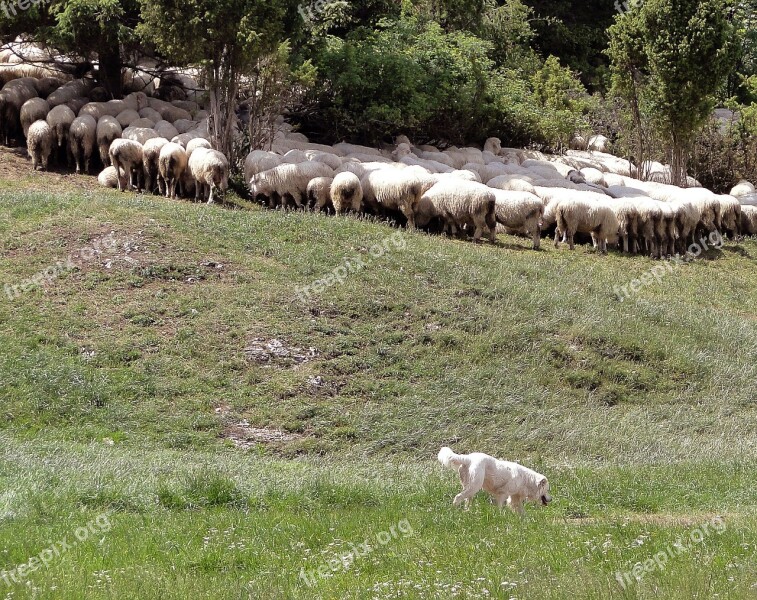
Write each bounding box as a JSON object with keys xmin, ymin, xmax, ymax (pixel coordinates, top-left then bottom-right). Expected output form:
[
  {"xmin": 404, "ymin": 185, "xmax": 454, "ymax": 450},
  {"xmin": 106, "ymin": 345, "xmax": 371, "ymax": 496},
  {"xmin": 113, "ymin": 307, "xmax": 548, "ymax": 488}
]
[{"xmin": 539, "ymin": 477, "xmax": 547, "ymax": 490}]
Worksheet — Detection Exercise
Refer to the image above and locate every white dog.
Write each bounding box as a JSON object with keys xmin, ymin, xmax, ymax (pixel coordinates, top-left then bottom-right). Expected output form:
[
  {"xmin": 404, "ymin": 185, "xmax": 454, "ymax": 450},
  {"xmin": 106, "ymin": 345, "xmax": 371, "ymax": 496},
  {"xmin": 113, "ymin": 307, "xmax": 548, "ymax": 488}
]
[{"xmin": 438, "ymin": 447, "xmax": 552, "ymax": 514}]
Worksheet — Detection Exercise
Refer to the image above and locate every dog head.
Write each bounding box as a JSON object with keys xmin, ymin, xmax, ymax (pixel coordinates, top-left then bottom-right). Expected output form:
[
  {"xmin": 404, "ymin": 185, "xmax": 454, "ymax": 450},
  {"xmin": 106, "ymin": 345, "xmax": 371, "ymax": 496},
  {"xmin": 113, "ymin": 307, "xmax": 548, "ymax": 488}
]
[{"xmin": 536, "ymin": 476, "xmax": 551, "ymax": 506}]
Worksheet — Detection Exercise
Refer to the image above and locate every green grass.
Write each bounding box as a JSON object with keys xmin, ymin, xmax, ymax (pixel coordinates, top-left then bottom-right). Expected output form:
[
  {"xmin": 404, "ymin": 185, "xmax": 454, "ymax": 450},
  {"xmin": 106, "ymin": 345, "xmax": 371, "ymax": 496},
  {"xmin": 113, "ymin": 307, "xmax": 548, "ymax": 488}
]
[{"xmin": 0, "ymin": 186, "xmax": 756, "ymax": 598}]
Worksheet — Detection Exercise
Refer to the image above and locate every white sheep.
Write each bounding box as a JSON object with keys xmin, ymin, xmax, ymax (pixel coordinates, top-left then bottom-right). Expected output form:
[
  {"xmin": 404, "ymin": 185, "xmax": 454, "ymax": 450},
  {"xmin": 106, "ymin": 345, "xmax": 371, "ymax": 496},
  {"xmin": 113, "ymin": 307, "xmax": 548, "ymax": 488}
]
[
  {"xmin": 306, "ymin": 177, "xmax": 334, "ymax": 212},
  {"xmin": 109, "ymin": 138, "xmax": 144, "ymax": 192},
  {"xmin": 45, "ymin": 103, "xmax": 75, "ymax": 164},
  {"xmin": 154, "ymin": 120, "xmax": 179, "ymax": 140},
  {"xmin": 20, "ymin": 97, "xmax": 49, "ymax": 137},
  {"xmin": 116, "ymin": 109, "xmax": 141, "ymax": 128},
  {"xmin": 26, "ymin": 119, "xmax": 53, "ymax": 170},
  {"xmin": 98, "ymin": 166, "xmax": 119, "ymax": 188},
  {"xmin": 554, "ymin": 198, "xmax": 619, "ymax": 253},
  {"xmin": 605, "ymin": 199, "xmax": 639, "ymax": 253},
  {"xmin": 122, "ymin": 126, "xmax": 159, "ymax": 145},
  {"xmin": 139, "ymin": 107, "xmax": 163, "ymax": 122},
  {"xmin": 418, "ymin": 180, "xmax": 496, "ymax": 242},
  {"xmin": 244, "ymin": 150, "xmax": 281, "ymax": 183},
  {"xmin": 188, "ymin": 148, "xmax": 229, "ymax": 204},
  {"xmin": 330, "ymin": 172, "xmax": 363, "ymax": 214},
  {"xmin": 730, "ymin": 180, "xmax": 754, "ymax": 198},
  {"xmin": 68, "ymin": 114, "xmax": 96, "ymax": 174},
  {"xmin": 158, "ymin": 142, "xmax": 188, "ymax": 199},
  {"xmin": 483, "ymin": 137, "xmax": 502, "ymax": 155},
  {"xmin": 130, "ymin": 118, "xmax": 155, "ymax": 129},
  {"xmin": 250, "ymin": 161, "xmax": 334, "ymax": 208},
  {"xmin": 173, "ymin": 118, "xmax": 196, "ymax": 134},
  {"xmin": 741, "ymin": 205, "xmax": 757, "ymax": 235},
  {"xmin": 717, "ymin": 195, "xmax": 742, "ymax": 238},
  {"xmin": 95, "ymin": 116, "xmax": 122, "ymax": 167},
  {"xmin": 490, "ymin": 189, "xmax": 543, "ymax": 249},
  {"xmin": 185, "ymin": 137, "xmax": 211, "ymax": 161},
  {"xmin": 361, "ymin": 169, "xmax": 425, "ymax": 229},
  {"xmin": 142, "ymin": 137, "xmax": 169, "ymax": 194}
]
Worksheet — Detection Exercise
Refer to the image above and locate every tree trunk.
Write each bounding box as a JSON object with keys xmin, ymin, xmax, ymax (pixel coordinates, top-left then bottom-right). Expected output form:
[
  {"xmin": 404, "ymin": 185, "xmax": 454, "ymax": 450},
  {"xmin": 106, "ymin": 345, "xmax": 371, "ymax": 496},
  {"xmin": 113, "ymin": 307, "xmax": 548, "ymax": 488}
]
[
  {"xmin": 98, "ymin": 39, "xmax": 122, "ymax": 99},
  {"xmin": 670, "ymin": 134, "xmax": 688, "ymax": 187}
]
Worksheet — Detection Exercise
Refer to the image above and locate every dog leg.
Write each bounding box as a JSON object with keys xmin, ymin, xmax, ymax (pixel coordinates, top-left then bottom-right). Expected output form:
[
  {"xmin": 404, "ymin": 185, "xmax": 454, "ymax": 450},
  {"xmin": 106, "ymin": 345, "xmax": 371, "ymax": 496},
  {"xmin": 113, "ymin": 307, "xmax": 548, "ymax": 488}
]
[{"xmin": 508, "ymin": 496, "xmax": 525, "ymax": 515}]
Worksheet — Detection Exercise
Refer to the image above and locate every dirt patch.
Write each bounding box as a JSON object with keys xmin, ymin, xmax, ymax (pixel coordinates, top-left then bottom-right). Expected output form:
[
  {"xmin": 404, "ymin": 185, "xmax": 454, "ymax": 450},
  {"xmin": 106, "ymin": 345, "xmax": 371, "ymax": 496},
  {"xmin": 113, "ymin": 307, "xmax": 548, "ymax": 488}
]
[
  {"xmin": 0, "ymin": 146, "xmax": 106, "ymax": 194},
  {"xmin": 244, "ymin": 338, "xmax": 318, "ymax": 367},
  {"xmin": 222, "ymin": 420, "xmax": 303, "ymax": 450}
]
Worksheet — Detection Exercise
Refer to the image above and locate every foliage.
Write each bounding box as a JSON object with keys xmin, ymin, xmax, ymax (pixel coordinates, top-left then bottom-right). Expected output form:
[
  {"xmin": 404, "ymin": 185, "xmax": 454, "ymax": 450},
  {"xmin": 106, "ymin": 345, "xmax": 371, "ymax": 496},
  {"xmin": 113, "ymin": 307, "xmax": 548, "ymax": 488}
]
[
  {"xmin": 138, "ymin": 0, "xmax": 292, "ymax": 159},
  {"xmin": 608, "ymin": 0, "xmax": 740, "ymax": 185}
]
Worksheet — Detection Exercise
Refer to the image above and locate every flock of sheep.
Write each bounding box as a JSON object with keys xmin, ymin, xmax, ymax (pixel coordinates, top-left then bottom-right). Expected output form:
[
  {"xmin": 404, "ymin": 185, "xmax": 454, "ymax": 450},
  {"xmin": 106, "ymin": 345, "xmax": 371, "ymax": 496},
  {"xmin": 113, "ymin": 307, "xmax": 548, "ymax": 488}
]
[
  {"xmin": 2, "ymin": 39, "xmax": 757, "ymax": 254},
  {"xmin": 246, "ymin": 134, "xmax": 757, "ymax": 255}
]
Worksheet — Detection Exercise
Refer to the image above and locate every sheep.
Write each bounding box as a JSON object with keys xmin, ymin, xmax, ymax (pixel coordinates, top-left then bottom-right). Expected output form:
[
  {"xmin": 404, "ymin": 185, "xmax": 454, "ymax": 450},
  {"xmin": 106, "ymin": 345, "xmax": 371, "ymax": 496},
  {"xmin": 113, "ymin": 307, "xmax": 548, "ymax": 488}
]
[
  {"xmin": 122, "ymin": 126, "xmax": 159, "ymax": 145},
  {"xmin": 20, "ymin": 97, "xmax": 49, "ymax": 137},
  {"xmin": 487, "ymin": 175, "xmax": 536, "ymax": 195},
  {"xmin": 670, "ymin": 199, "xmax": 700, "ymax": 254},
  {"xmin": 142, "ymin": 137, "xmax": 169, "ymax": 194},
  {"xmin": 305, "ymin": 150, "xmax": 342, "ymax": 170},
  {"xmin": 130, "ymin": 118, "xmax": 155, "ymax": 129},
  {"xmin": 109, "ymin": 138, "xmax": 144, "ymax": 192},
  {"xmin": 185, "ymin": 137, "xmax": 211, "ymax": 161},
  {"xmin": 139, "ymin": 107, "xmax": 163, "ymax": 122},
  {"xmin": 68, "ymin": 114, "xmax": 97, "ymax": 174},
  {"xmin": 154, "ymin": 120, "xmax": 179, "ymax": 141},
  {"xmin": 490, "ymin": 189, "xmax": 543, "ymax": 249},
  {"xmin": 26, "ymin": 119, "xmax": 53, "ymax": 170},
  {"xmin": 95, "ymin": 116, "xmax": 122, "ymax": 167},
  {"xmin": 483, "ymin": 137, "xmax": 502, "ymax": 155},
  {"xmin": 741, "ymin": 205, "xmax": 757, "ymax": 235},
  {"xmin": 580, "ymin": 167, "xmax": 607, "ymax": 187},
  {"xmin": 330, "ymin": 172, "xmax": 363, "ymax": 214},
  {"xmin": 605, "ymin": 199, "xmax": 639, "ymax": 253},
  {"xmin": 250, "ymin": 162, "xmax": 334, "ymax": 208},
  {"xmin": 656, "ymin": 201, "xmax": 677, "ymax": 259},
  {"xmin": 173, "ymin": 119, "xmax": 196, "ymax": 134},
  {"xmin": 0, "ymin": 80, "xmax": 37, "ymax": 144},
  {"xmin": 158, "ymin": 142, "xmax": 188, "ymax": 199},
  {"xmin": 361, "ymin": 169, "xmax": 426, "ymax": 229},
  {"xmin": 333, "ymin": 142, "xmax": 382, "ymax": 157},
  {"xmin": 98, "ymin": 166, "xmax": 119, "ymax": 188},
  {"xmin": 634, "ymin": 199, "xmax": 664, "ymax": 257},
  {"xmin": 717, "ymin": 195, "xmax": 742, "ymax": 238},
  {"xmin": 244, "ymin": 150, "xmax": 281, "ymax": 183},
  {"xmin": 188, "ymin": 148, "xmax": 229, "ymax": 204},
  {"xmin": 418, "ymin": 180, "xmax": 496, "ymax": 242},
  {"xmin": 587, "ymin": 135, "xmax": 610, "ymax": 153},
  {"xmin": 306, "ymin": 177, "xmax": 334, "ymax": 212},
  {"xmin": 171, "ymin": 131, "xmax": 202, "ymax": 148},
  {"xmin": 45, "ymin": 104, "xmax": 75, "ymax": 163},
  {"xmin": 730, "ymin": 180, "xmax": 754, "ymax": 198},
  {"xmin": 554, "ymin": 198, "xmax": 619, "ymax": 253}
]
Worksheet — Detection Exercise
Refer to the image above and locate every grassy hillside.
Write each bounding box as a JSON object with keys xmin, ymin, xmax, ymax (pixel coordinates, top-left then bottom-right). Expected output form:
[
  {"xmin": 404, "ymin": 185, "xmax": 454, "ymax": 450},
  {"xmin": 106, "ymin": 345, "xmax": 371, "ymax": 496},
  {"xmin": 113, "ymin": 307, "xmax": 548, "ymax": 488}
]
[{"xmin": 1, "ymin": 177, "xmax": 756, "ymax": 598}]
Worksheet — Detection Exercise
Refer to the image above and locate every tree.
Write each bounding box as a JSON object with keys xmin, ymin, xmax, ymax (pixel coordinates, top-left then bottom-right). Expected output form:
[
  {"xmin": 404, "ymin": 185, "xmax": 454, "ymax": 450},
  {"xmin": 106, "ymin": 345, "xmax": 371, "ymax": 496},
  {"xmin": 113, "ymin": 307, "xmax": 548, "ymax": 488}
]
[
  {"xmin": 138, "ymin": 0, "xmax": 293, "ymax": 159},
  {"xmin": 1, "ymin": 0, "xmax": 141, "ymax": 98},
  {"xmin": 608, "ymin": 0, "xmax": 739, "ymax": 186}
]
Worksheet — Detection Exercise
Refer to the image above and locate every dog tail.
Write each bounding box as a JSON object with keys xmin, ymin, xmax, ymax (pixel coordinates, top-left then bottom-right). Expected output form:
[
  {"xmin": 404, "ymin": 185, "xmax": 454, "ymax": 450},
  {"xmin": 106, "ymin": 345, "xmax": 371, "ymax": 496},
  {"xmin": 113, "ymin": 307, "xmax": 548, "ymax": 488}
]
[{"xmin": 438, "ymin": 446, "xmax": 468, "ymax": 469}]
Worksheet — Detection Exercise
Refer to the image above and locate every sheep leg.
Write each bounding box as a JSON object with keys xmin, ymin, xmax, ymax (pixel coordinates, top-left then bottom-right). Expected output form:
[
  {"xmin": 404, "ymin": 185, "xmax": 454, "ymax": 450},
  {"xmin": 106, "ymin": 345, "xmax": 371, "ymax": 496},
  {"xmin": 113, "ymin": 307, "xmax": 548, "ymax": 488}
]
[
  {"xmin": 532, "ymin": 225, "xmax": 541, "ymax": 250},
  {"xmin": 207, "ymin": 185, "xmax": 215, "ymax": 205},
  {"xmin": 554, "ymin": 229, "xmax": 561, "ymax": 248},
  {"xmin": 567, "ymin": 233, "xmax": 575, "ymax": 251}
]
